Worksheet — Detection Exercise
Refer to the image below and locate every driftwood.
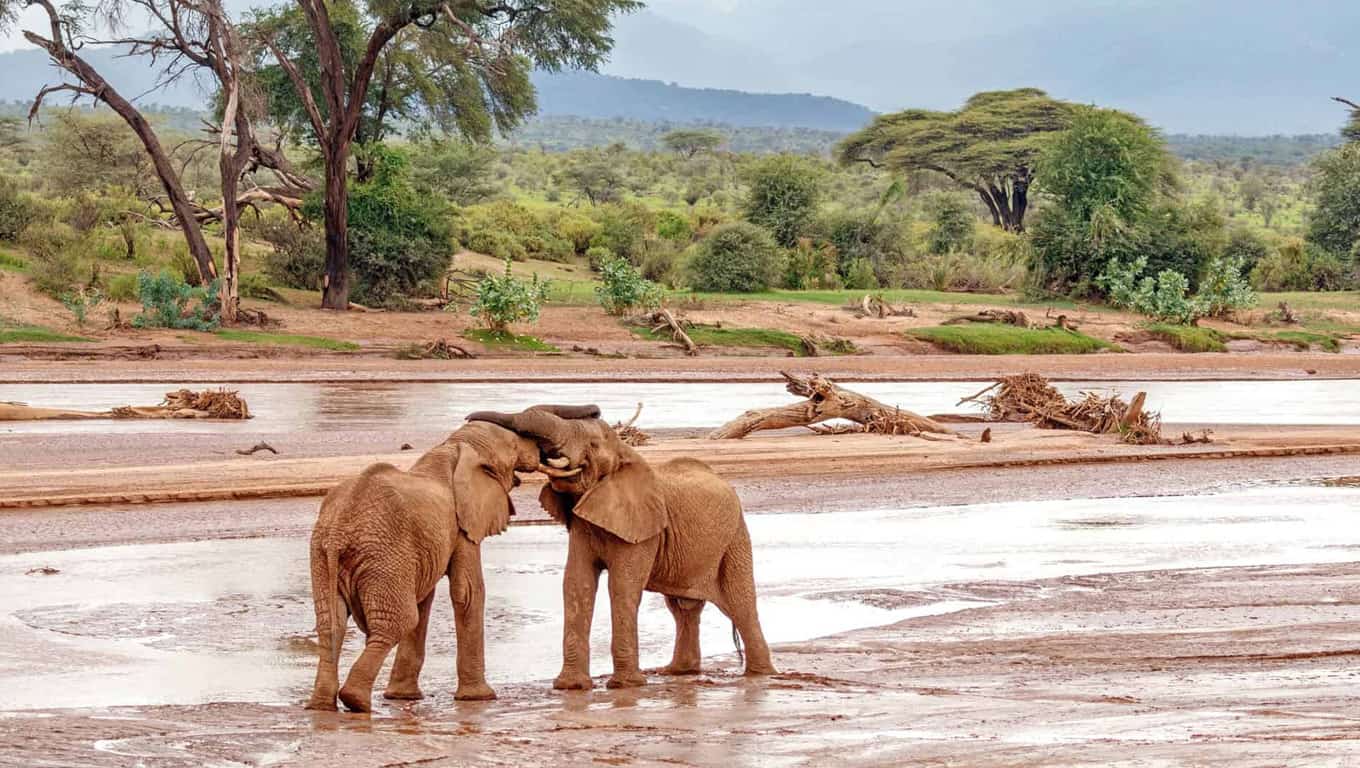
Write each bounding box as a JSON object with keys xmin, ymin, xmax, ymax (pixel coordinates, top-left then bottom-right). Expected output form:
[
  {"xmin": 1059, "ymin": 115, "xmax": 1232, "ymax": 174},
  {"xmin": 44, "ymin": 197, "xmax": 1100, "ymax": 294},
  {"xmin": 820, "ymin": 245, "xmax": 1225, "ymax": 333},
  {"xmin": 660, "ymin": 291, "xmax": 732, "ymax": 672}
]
[
  {"xmin": 643, "ymin": 309, "xmax": 697, "ymax": 355},
  {"xmin": 397, "ymin": 339, "xmax": 475, "ymax": 360},
  {"xmin": 612, "ymin": 402, "xmax": 650, "ymax": 446},
  {"xmin": 1271, "ymin": 301, "xmax": 1300, "ymax": 325},
  {"xmin": 959, "ymin": 373, "xmax": 1163, "ymax": 445},
  {"xmin": 854, "ymin": 293, "xmax": 915, "ymax": 319},
  {"xmin": 1, "ymin": 389, "xmax": 251, "ymax": 421},
  {"xmin": 236, "ymin": 441, "xmax": 278, "ymax": 456},
  {"xmin": 944, "ymin": 309, "xmax": 1032, "ymax": 328},
  {"xmin": 709, "ymin": 372, "xmax": 955, "ymax": 440}
]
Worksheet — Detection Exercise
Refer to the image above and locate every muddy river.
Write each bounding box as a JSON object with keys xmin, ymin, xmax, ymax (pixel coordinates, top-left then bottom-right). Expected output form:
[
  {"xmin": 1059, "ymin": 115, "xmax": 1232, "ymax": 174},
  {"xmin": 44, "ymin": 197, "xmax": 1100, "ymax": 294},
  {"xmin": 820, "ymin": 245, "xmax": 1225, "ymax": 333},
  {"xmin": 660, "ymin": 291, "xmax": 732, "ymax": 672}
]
[
  {"xmin": 1, "ymin": 379, "xmax": 1358, "ymax": 434},
  {"xmin": 2, "ymin": 481, "xmax": 1356, "ymax": 711}
]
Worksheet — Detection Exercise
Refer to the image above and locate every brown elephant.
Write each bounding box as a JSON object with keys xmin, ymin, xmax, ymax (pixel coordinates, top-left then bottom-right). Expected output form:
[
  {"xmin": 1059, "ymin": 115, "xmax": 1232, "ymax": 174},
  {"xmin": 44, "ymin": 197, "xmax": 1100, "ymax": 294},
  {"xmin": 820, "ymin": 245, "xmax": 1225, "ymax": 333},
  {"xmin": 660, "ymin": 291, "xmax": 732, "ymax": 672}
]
[
  {"xmin": 466, "ymin": 406, "xmax": 776, "ymax": 690},
  {"xmin": 305, "ymin": 410, "xmax": 598, "ymax": 713}
]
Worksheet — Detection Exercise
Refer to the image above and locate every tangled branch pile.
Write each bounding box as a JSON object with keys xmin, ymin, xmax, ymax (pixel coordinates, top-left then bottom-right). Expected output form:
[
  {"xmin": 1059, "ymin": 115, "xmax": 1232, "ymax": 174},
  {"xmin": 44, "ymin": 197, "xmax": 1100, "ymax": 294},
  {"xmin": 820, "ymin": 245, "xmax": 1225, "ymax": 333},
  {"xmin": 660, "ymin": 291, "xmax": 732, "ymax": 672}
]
[
  {"xmin": 397, "ymin": 339, "xmax": 475, "ymax": 360},
  {"xmin": 961, "ymin": 373, "xmax": 1163, "ymax": 444},
  {"xmin": 112, "ymin": 389, "xmax": 252, "ymax": 420},
  {"xmin": 851, "ymin": 294, "xmax": 915, "ymax": 319},
  {"xmin": 612, "ymin": 402, "xmax": 650, "ymax": 446},
  {"xmin": 944, "ymin": 309, "xmax": 1032, "ymax": 328},
  {"xmin": 710, "ymin": 372, "xmax": 954, "ymax": 440}
]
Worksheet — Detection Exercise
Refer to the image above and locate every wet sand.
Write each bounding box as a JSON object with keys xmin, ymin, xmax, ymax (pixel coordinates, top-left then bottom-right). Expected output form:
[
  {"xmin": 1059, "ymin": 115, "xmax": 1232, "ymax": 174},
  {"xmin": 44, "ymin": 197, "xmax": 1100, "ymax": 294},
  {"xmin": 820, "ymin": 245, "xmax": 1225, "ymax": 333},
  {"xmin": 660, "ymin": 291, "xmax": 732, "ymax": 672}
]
[{"xmin": 4, "ymin": 351, "xmax": 1360, "ymax": 383}]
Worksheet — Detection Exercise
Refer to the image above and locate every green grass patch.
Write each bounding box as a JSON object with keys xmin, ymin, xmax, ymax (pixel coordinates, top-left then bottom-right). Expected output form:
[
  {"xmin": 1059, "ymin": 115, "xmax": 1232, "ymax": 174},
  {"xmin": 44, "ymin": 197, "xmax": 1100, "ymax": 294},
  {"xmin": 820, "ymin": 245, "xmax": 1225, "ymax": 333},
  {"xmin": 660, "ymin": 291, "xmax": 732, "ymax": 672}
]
[
  {"xmin": 0, "ymin": 324, "xmax": 91, "ymax": 343},
  {"xmin": 1258, "ymin": 291, "xmax": 1360, "ymax": 312},
  {"xmin": 0, "ymin": 250, "xmax": 27, "ymax": 272},
  {"xmin": 1223, "ymin": 329, "xmax": 1344, "ymax": 352},
  {"xmin": 1143, "ymin": 324, "xmax": 1227, "ymax": 353},
  {"xmin": 630, "ymin": 323, "xmax": 814, "ymax": 355},
  {"xmin": 214, "ymin": 330, "xmax": 359, "ymax": 351},
  {"xmin": 906, "ymin": 324, "xmax": 1116, "ymax": 355},
  {"xmin": 463, "ymin": 328, "xmax": 558, "ymax": 352},
  {"xmin": 676, "ymin": 288, "xmax": 1096, "ymax": 312}
]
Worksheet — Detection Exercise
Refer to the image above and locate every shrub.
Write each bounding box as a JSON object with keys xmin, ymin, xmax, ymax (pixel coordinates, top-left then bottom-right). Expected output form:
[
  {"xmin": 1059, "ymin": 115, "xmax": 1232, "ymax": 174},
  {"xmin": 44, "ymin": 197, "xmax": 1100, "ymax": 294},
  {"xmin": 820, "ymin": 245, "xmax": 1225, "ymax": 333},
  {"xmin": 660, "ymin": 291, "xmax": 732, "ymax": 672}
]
[
  {"xmin": 0, "ymin": 176, "xmax": 39, "ymax": 241},
  {"xmin": 586, "ymin": 245, "xmax": 613, "ymax": 272},
  {"xmin": 239, "ymin": 273, "xmax": 285, "ymax": 302},
  {"xmin": 552, "ymin": 212, "xmax": 601, "ymax": 255},
  {"xmin": 131, "ymin": 270, "xmax": 220, "ymax": 331},
  {"xmin": 470, "ymin": 259, "xmax": 550, "ymax": 331},
  {"xmin": 1250, "ymin": 238, "xmax": 1351, "ymax": 292},
  {"xmin": 639, "ymin": 240, "xmax": 683, "ymax": 287},
  {"xmin": 1098, "ymin": 254, "xmax": 1254, "ymax": 324},
  {"xmin": 742, "ymin": 154, "xmax": 822, "ymax": 247},
  {"xmin": 783, "ymin": 238, "xmax": 840, "ymax": 290},
  {"xmin": 60, "ymin": 286, "xmax": 104, "ymax": 327},
  {"xmin": 107, "ymin": 272, "xmax": 138, "ymax": 301},
  {"xmin": 687, "ymin": 221, "xmax": 781, "ymax": 293},
  {"xmin": 843, "ymin": 257, "xmax": 879, "ymax": 290},
  {"xmin": 596, "ymin": 256, "xmax": 662, "ymax": 315},
  {"xmin": 24, "ymin": 230, "xmax": 85, "ymax": 297},
  {"xmin": 814, "ymin": 210, "xmax": 912, "ymax": 284},
  {"xmin": 655, "ymin": 210, "xmax": 694, "ymax": 242},
  {"xmin": 589, "ymin": 202, "xmax": 654, "ymax": 263},
  {"xmin": 259, "ymin": 217, "xmax": 325, "ymax": 291},
  {"xmin": 925, "ymin": 192, "xmax": 976, "ymax": 255}
]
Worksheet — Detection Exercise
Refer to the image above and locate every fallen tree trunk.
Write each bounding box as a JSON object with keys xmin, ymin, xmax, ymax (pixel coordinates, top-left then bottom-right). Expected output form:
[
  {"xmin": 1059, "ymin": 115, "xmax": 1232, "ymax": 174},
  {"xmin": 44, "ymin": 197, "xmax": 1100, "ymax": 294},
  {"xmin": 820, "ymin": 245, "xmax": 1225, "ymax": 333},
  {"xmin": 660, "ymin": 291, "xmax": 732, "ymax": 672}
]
[
  {"xmin": 709, "ymin": 372, "xmax": 955, "ymax": 439},
  {"xmin": 0, "ymin": 389, "xmax": 251, "ymax": 421}
]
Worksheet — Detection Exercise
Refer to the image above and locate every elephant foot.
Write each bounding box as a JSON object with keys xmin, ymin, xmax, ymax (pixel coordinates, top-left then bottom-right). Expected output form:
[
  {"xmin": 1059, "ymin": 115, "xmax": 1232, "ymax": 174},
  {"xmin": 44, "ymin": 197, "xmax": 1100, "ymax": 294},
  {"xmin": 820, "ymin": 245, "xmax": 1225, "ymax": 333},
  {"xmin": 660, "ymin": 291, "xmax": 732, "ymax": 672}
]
[
  {"xmin": 382, "ymin": 685, "xmax": 424, "ymax": 701},
  {"xmin": 658, "ymin": 663, "xmax": 701, "ymax": 676},
  {"xmin": 338, "ymin": 686, "xmax": 372, "ymax": 713},
  {"xmin": 606, "ymin": 671, "xmax": 647, "ymax": 689},
  {"xmin": 305, "ymin": 693, "xmax": 338, "ymax": 711},
  {"xmin": 743, "ymin": 663, "xmax": 777, "ymax": 677},
  {"xmin": 454, "ymin": 682, "xmax": 497, "ymax": 701},
  {"xmin": 552, "ymin": 671, "xmax": 595, "ymax": 691}
]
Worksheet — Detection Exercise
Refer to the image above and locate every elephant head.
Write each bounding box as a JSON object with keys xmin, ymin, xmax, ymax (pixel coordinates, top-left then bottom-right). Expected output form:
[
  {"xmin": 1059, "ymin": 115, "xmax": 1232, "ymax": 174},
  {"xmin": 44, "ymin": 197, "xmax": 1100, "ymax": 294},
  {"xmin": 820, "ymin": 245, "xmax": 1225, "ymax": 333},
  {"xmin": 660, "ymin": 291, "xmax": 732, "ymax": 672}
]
[
  {"xmin": 465, "ymin": 405, "xmax": 667, "ymax": 544},
  {"xmin": 412, "ymin": 421, "xmax": 545, "ymax": 543}
]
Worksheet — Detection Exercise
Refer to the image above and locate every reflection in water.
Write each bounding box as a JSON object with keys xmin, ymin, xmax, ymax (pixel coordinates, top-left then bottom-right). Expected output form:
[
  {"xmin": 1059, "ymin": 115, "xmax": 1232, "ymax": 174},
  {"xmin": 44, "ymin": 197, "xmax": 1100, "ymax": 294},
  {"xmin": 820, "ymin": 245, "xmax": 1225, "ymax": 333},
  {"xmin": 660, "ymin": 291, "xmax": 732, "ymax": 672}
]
[
  {"xmin": 3, "ymin": 378, "xmax": 1360, "ymax": 435},
  {"xmin": 1, "ymin": 483, "xmax": 1358, "ymax": 710}
]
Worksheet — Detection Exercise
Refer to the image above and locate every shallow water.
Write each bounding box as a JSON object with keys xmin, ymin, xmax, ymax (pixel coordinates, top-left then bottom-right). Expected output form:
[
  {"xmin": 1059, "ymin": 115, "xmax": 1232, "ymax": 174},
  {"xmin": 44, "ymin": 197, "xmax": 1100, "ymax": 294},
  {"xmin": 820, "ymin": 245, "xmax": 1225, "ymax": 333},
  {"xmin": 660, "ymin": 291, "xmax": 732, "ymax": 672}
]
[
  {"xmin": 2, "ymin": 482, "xmax": 1357, "ymax": 710},
  {"xmin": 2, "ymin": 379, "xmax": 1357, "ymax": 435}
]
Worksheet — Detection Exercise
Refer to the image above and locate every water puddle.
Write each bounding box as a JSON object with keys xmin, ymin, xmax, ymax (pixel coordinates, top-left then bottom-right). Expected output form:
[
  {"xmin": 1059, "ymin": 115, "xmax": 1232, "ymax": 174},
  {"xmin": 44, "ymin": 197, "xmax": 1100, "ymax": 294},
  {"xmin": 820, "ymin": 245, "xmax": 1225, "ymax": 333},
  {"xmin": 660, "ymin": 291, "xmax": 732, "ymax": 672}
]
[
  {"xmin": 2, "ymin": 483, "xmax": 1358, "ymax": 710},
  {"xmin": 1, "ymin": 379, "xmax": 1357, "ymax": 435}
]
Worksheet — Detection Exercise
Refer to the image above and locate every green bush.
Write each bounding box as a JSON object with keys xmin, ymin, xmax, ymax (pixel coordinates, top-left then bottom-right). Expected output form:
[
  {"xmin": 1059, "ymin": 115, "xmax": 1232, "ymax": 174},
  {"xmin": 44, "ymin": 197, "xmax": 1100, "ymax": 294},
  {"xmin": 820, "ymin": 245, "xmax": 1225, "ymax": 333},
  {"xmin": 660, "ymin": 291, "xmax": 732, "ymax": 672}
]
[
  {"xmin": 655, "ymin": 210, "xmax": 694, "ymax": 242},
  {"xmin": 814, "ymin": 210, "xmax": 912, "ymax": 284},
  {"xmin": 586, "ymin": 245, "xmax": 613, "ymax": 272},
  {"xmin": 60, "ymin": 286, "xmax": 104, "ymax": 327},
  {"xmin": 1251, "ymin": 239, "xmax": 1352, "ymax": 291},
  {"xmin": 843, "ymin": 257, "xmax": 879, "ymax": 290},
  {"xmin": 470, "ymin": 259, "xmax": 550, "ymax": 331},
  {"xmin": 925, "ymin": 192, "xmax": 976, "ymax": 255},
  {"xmin": 107, "ymin": 272, "xmax": 138, "ymax": 301},
  {"xmin": 1098, "ymin": 254, "xmax": 1254, "ymax": 324},
  {"xmin": 687, "ymin": 221, "xmax": 781, "ymax": 292},
  {"xmin": 259, "ymin": 217, "xmax": 325, "ymax": 291},
  {"xmin": 456, "ymin": 200, "xmax": 574, "ymax": 263},
  {"xmin": 168, "ymin": 244, "xmax": 205, "ymax": 287},
  {"xmin": 596, "ymin": 256, "xmax": 662, "ymax": 315},
  {"xmin": 24, "ymin": 230, "xmax": 85, "ymax": 298},
  {"xmin": 589, "ymin": 202, "xmax": 655, "ymax": 263},
  {"xmin": 742, "ymin": 154, "xmax": 823, "ymax": 247},
  {"xmin": 782, "ymin": 238, "xmax": 841, "ymax": 290},
  {"xmin": 131, "ymin": 270, "xmax": 220, "ymax": 331},
  {"xmin": 639, "ymin": 240, "xmax": 683, "ymax": 287},
  {"xmin": 0, "ymin": 176, "xmax": 39, "ymax": 242}
]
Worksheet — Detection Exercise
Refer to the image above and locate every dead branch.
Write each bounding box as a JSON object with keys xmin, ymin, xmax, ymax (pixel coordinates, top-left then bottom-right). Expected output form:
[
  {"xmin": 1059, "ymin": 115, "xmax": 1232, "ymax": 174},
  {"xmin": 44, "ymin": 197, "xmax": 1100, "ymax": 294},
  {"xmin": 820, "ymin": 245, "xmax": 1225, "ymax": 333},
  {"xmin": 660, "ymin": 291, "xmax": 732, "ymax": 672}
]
[
  {"xmin": 612, "ymin": 402, "xmax": 650, "ymax": 446},
  {"xmin": 709, "ymin": 372, "xmax": 955, "ymax": 440},
  {"xmin": 643, "ymin": 309, "xmax": 697, "ymax": 355},
  {"xmin": 853, "ymin": 293, "xmax": 915, "ymax": 319},
  {"xmin": 943, "ymin": 309, "xmax": 1031, "ymax": 328},
  {"xmin": 968, "ymin": 373, "xmax": 1163, "ymax": 445},
  {"xmin": 236, "ymin": 441, "xmax": 278, "ymax": 455}
]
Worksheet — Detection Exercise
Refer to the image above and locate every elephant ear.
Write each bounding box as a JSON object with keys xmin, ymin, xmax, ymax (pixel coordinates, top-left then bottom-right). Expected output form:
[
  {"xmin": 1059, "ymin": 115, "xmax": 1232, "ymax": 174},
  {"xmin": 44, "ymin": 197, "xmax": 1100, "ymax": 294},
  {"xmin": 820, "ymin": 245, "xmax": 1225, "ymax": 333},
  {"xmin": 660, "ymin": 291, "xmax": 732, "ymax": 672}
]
[
  {"xmin": 451, "ymin": 446, "xmax": 514, "ymax": 544},
  {"xmin": 539, "ymin": 484, "xmax": 574, "ymax": 525},
  {"xmin": 572, "ymin": 460, "xmax": 668, "ymax": 544}
]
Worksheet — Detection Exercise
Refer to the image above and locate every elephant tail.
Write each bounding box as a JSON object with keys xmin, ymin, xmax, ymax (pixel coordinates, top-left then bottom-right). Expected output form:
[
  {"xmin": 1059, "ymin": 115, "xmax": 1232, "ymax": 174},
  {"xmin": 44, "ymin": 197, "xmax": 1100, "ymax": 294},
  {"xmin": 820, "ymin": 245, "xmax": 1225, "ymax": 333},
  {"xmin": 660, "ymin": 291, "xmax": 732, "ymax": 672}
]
[
  {"xmin": 311, "ymin": 539, "xmax": 344, "ymax": 668},
  {"xmin": 731, "ymin": 621, "xmax": 745, "ymax": 667}
]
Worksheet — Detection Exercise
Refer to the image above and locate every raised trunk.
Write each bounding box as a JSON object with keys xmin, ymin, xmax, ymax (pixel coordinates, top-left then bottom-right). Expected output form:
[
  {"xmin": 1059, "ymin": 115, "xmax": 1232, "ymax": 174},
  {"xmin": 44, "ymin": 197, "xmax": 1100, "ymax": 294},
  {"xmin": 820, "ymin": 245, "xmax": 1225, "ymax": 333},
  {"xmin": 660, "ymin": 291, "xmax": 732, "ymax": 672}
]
[{"xmin": 320, "ymin": 145, "xmax": 350, "ymax": 310}]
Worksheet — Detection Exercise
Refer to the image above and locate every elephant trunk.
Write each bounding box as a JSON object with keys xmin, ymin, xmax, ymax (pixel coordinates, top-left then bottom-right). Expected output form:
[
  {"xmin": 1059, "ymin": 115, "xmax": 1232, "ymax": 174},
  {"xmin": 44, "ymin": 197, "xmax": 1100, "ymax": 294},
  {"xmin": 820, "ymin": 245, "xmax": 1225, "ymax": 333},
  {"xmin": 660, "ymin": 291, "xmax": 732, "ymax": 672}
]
[{"xmin": 466, "ymin": 407, "xmax": 576, "ymax": 450}]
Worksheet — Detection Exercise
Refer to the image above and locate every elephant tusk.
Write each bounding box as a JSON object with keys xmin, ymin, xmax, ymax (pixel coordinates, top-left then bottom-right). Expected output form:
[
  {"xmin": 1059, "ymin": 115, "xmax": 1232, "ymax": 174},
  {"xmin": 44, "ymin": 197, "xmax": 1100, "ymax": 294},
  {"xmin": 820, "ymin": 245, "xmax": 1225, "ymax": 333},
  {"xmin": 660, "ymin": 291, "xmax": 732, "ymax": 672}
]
[
  {"xmin": 538, "ymin": 463, "xmax": 582, "ymax": 478},
  {"xmin": 545, "ymin": 456, "xmax": 570, "ymax": 468}
]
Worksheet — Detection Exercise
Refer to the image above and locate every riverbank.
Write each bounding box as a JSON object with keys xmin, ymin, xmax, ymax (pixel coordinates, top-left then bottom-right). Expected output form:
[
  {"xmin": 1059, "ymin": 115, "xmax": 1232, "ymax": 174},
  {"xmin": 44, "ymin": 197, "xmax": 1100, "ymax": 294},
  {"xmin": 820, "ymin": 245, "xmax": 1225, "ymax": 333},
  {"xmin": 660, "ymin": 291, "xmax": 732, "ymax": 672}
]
[{"xmin": 4, "ymin": 351, "xmax": 1360, "ymax": 383}]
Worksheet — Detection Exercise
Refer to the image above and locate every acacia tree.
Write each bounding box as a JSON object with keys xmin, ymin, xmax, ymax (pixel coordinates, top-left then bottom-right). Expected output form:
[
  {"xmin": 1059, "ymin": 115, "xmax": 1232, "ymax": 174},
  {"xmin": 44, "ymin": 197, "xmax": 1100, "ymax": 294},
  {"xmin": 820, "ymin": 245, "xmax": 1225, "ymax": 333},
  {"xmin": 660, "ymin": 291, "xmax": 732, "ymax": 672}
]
[
  {"xmin": 251, "ymin": 0, "xmax": 639, "ymax": 309},
  {"xmin": 662, "ymin": 128, "xmax": 723, "ymax": 159},
  {"xmin": 838, "ymin": 88, "xmax": 1076, "ymax": 232},
  {"xmin": 6, "ymin": 0, "xmax": 221, "ymax": 283}
]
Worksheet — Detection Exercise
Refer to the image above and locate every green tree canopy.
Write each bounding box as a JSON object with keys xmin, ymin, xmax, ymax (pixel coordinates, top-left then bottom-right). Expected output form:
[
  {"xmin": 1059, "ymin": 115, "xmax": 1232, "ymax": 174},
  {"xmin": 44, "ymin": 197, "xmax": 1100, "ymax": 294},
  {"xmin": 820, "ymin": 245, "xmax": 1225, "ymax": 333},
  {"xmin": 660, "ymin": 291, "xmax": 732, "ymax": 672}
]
[
  {"xmin": 662, "ymin": 129, "xmax": 724, "ymax": 158},
  {"xmin": 742, "ymin": 154, "xmax": 823, "ymax": 247},
  {"xmin": 1306, "ymin": 142, "xmax": 1360, "ymax": 259},
  {"xmin": 1035, "ymin": 107, "xmax": 1173, "ymax": 224},
  {"xmin": 837, "ymin": 88, "xmax": 1076, "ymax": 231}
]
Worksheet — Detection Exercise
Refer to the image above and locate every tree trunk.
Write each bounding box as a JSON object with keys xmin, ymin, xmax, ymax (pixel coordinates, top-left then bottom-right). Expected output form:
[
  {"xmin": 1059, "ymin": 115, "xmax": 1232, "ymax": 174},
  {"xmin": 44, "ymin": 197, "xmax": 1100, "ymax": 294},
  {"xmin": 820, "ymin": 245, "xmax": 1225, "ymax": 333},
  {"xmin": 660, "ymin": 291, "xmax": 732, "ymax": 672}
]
[
  {"xmin": 977, "ymin": 188, "xmax": 1001, "ymax": 227},
  {"xmin": 219, "ymin": 164, "xmax": 241, "ymax": 323},
  {"xmin": 1010, "ymin": 178, "xmax": 1029, "ymax": 232},
  {"xmin": 320, "ymin": 146, "xmax": 350, "ymax": 310},
  {"xmin": 709, "ymin": 372, "xmax": 955, "ymax": 440}
]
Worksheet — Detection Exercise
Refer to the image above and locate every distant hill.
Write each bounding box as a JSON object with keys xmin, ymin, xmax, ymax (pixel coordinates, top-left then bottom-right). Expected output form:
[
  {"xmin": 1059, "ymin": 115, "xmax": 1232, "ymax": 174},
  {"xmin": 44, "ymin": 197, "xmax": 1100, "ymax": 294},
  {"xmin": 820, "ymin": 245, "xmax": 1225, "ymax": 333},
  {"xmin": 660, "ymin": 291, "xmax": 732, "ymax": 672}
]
[
  {"xmin": 0, "ymin": 46, "xmax": 874, "ymax": 133},
  {"xmin": 529, "ymin": 71, "xmax": 874, "ymax": 133}
]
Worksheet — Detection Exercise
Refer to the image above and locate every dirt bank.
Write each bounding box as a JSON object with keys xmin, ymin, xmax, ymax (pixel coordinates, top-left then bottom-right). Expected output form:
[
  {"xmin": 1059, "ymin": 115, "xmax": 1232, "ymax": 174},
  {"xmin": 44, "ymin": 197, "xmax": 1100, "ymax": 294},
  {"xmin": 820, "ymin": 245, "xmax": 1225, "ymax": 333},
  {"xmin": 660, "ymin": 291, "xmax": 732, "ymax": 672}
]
[
  {"xmin": 6, "ymin": 424, "xmax": 1360, "ymax": 509},
  {"xmin": 3, "ymin": 561, "xmax": 1357, "ymax": 766},
  {"xmin": 4, "ymin": 352, "xmax": 1359, "ymax": 383}
]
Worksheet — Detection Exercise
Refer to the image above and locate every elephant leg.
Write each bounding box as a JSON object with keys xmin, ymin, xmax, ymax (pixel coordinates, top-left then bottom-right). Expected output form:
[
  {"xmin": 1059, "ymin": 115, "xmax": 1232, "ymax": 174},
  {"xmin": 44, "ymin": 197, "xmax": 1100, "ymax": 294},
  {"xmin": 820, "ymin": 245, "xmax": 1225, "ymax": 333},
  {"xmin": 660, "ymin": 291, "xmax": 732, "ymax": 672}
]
[
  {"xmin": 383, "ymin": 590, "xmax": 434, "ymax": 701},
  {"xmin": 604, "ymin": 540, "xmax": 657, "ymax": 689},
  {"xmin": 660, "ymin": 597, "xmax": 705, "ymax": 675},
  {"xmin": 554, "ymin": 527, "xmax": 601, "ymax": 691},
  {"xmin": 450, "ymin": 536, "xmax": 496, "ymax": 701},
  {"xmin": 306, "ymin": 592, "xmax": 350, "ymax": 711},
  {"xmin": 339, "ymin": 594, "xmax": 418, "ymax": 713},
  {"xmin": 718, "ymin": 542, "xmax": 776, "ymax": 676}
]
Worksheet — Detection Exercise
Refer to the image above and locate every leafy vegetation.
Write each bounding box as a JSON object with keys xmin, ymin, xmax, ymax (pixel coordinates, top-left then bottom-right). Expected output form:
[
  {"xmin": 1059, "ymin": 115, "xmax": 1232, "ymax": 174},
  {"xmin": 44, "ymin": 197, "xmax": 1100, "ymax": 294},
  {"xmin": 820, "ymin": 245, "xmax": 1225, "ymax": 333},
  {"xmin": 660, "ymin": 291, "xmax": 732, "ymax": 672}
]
[
  {"xmin": 596, "ymin": 256, "xmax": 662, "ymax": 315},
  {"xmin": 631, "ymin": 323, "xmax": 812, "ymax": 355},
  {"xmin": 132, "ymin": 271, "xmax": 220, "ymax": 331},
  {"xmin": 469, "ymin": 260, "xmax": 552, "ymax": 331},
  {"xmin": 687, "ymin": 222, "xmax": 782, "ymax": 292},
  {"xmin": 906, "ymin": 325, "xmax": 1117, "ymax": 355},
  {"xmin": 463, "ymin": 328, "xmax": 558, "ymax": 352},
  {"xmin": 0, "ymin": 321, "xmax": 91, "ymax": 343},
  {"xmin": 1142, "ymin": 324, "xmax": 1227, "ymax": 352}
]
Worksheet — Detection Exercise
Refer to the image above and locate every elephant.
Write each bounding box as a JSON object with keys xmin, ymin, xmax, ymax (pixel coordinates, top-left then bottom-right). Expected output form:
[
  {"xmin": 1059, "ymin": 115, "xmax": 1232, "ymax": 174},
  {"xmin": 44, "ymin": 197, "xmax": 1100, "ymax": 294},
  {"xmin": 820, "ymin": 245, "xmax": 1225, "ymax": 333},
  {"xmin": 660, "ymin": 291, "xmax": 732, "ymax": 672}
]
[
  {"xmin": 466, "ymin": 405, "xmax": 776, "ymax": 690},
  {"xmin": 305, "ymin": 410, "xmax": 598, "ymax": 713}
]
